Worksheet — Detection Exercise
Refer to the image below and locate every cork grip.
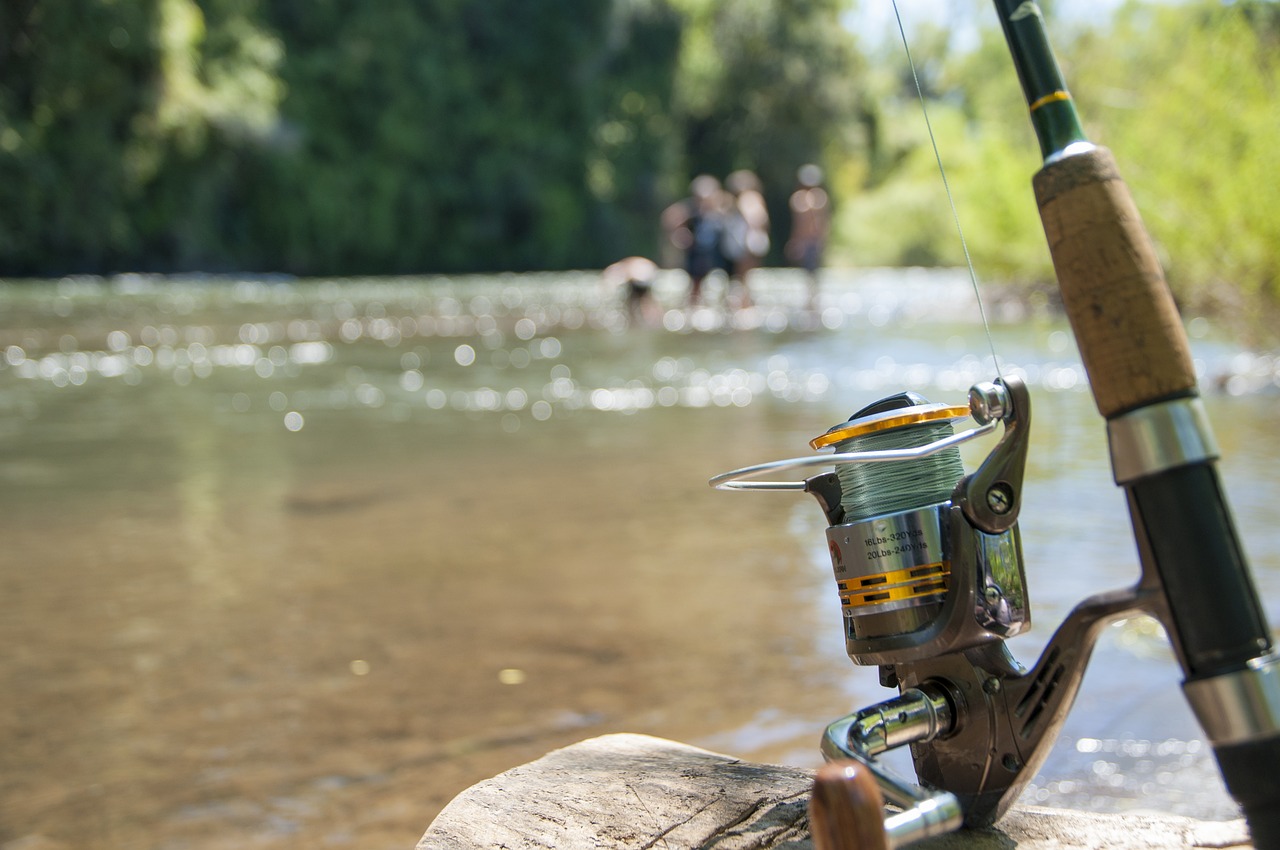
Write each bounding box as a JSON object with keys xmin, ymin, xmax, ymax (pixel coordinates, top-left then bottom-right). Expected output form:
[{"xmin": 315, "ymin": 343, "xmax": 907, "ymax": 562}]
[{"xmin": 1032, "ymin": 147, "xmax": 1197, "ymax": 419}]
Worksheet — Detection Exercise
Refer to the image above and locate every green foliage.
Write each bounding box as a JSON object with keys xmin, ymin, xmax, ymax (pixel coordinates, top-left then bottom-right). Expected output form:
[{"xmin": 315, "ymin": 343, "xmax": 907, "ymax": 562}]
[
  {"xmin": 0, "ymin": 0, "xmax": 159, "ymax": 272},
  {"xmin": 929, "ymin": 25, "xmax": 1050, "ymax": 282},
  {"xmin": 836, "ymin": 100, "xmax": 1046, "ymax": 277},
  {"xmin": 1069, "ymin": 0, "xmax": 1280, "ymax": 306},
  {"xmin": 836, "ymin": 0, "xmax": 1280, "ymax": 316},
  {"xmin": 833, "ymin": 18, "xmax": 1048, "ymax": 278},
  {"xmin": 245, "ymin": 0, "xmax": 618, "ymax": 274},
  {"xmin": 133, "ymin": 0, "xmax": 285, "ymax": 270},
  {"xmin": 1, "ymin": 0, "xmax": 685, "ymax": 275},
  {"xmin": 578, "ymin": 0, "xmax": 685, "ymax": 262},
  {"xmin": 1, "ymin": 0, "xmax": 1278, "ymax": 309}
]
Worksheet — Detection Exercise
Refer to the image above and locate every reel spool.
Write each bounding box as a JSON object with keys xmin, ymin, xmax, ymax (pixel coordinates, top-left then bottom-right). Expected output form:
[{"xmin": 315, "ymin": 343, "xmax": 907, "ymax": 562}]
[{"xmin": 813, "ymin": 393, "xmax": 971, "ymax": 645}]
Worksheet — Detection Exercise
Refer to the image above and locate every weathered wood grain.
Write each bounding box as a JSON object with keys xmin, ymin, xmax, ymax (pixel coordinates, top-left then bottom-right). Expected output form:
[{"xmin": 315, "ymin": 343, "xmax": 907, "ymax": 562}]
[{"xmin": 418, "ymin": 733, "xmax": 1252, "ymax": 850}]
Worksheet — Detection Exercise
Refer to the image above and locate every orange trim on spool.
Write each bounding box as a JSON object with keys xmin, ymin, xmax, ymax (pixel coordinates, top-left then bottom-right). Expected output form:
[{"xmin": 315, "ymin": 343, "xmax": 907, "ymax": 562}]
[{"xmin": 810, "ymin": 404, "xmax": 971, "ymax": 450}]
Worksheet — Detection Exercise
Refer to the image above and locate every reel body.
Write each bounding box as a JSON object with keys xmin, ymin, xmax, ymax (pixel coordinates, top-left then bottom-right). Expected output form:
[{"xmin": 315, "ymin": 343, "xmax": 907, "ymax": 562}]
[{"xmin": 819, "ymin": 488, "xmax": 1030, "ymax": 661}]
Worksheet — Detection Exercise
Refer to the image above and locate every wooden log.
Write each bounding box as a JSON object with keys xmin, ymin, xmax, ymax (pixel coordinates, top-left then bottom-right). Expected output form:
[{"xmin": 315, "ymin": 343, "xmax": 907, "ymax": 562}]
[{"xmin": 417, "ymin": 733, "xmax": 1253, "ymax": 850}]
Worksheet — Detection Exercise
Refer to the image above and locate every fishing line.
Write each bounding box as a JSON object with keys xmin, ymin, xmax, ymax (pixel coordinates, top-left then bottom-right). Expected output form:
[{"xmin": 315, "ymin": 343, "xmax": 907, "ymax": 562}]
[
  {"xmin": 831, "ymin": 421, "xmax": 966, "ymax": 521},
  {"xmin": 890, "ymin": 1, "xmax": 1003, "ymax": 381},
  {"xmin": 792, "ymin": 5, "xmax": 997, "ymax": 530}
]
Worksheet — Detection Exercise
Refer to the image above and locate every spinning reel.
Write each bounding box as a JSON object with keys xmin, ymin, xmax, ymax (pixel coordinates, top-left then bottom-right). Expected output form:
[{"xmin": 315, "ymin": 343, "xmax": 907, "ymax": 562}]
[{"xmin": 711, "ymin": 377, "xmax": 1175, "ymax": 847}]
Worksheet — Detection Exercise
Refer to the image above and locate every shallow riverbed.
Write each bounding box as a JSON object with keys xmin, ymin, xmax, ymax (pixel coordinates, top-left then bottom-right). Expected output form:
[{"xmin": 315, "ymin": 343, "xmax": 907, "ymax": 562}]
[{"xmin": 2, "ymin": 268, "xmax": 1278, "ymax": 849}]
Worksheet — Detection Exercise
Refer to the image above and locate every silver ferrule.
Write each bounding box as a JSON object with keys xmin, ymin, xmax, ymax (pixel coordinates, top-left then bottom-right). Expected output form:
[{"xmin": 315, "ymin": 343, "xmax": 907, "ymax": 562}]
[
  {"xmin": 848, "ymin": 687, "xmax": 953, "ymax": 756},
  {"xmin": 1183, "ymin": 654, "xmax": 1280, "ymax": 747},
  {"xmin": 1107, "ymin": 396, "xmax": 1219, "ymax": 484},
  {"xmin": 1043, "ymin": 139, "xmax": 1098, "ymax": 166},
  {"xmin": 821, "ymin": 686, "xmax": 955, "ymax": 811}
]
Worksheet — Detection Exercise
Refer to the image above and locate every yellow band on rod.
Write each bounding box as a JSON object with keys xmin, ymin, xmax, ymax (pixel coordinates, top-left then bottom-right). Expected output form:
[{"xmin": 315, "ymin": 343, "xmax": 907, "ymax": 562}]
[{"xmin": 1029, "ymin": 90, "xmax": 1072, "ymax": 112}]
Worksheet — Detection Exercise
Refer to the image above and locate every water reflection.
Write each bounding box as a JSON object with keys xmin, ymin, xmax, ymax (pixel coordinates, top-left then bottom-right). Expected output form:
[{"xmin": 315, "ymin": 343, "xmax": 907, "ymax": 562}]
[{"xmin": 0, "ymin": 269, "xmax": 1276, "ymax": 848}]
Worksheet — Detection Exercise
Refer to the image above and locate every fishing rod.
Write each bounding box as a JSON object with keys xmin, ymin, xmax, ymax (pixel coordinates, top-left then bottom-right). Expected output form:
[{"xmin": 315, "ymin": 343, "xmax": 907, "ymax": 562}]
[
  {"xmin": 711, "ymin": 2, "xmax": 1280, "ymax": 848},
  {"xmin": 996, "ymin": 1, "xmax": 1280, "ymax": 845}
]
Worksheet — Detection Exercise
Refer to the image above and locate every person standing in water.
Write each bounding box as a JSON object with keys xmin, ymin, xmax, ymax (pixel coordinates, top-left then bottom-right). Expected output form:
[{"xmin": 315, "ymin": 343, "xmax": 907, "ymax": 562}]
[
  {"xmin": 785, "ymin": 163, "xmax": 830, "ymax": 310},
  {"xmin": 721, "ymin": 169, "xmax": 770, "ymax": 309},
  {"xmin": 661, "ymin": 175, "xmax": 731, "ymax": 306}
]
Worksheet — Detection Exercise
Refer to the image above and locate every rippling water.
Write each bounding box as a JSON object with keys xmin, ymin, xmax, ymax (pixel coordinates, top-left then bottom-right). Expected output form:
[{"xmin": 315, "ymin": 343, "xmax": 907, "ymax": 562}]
[{"xmin": 2, "ymin": 268, "xmax": 1278, "ymax": 848}]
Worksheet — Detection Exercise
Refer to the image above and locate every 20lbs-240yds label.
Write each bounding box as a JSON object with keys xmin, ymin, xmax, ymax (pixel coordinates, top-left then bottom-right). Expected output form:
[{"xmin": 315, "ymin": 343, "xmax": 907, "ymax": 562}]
[{"xmin": 825, "ymin": 505, "xmax": 946, "ymax": 579}]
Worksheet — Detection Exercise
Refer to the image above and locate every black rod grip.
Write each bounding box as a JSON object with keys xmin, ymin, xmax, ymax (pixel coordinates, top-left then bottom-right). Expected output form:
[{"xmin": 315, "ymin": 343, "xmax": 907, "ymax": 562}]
[
  {"xmin": 1129, "ymin": 464, "xmax": 1271, "ymax": 678},
  {"xmin": 1214, "ymin": 736, "xmax": 1280, "ymax": 850}
]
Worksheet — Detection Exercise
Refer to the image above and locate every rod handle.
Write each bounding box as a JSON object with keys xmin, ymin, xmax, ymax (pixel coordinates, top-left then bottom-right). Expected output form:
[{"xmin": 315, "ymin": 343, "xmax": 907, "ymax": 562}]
[
  {"xmin": 1032, "ymin": 147, "xmax": 1197, "ymax": 419},
  {"xmin": 810, "ymin": 761, "xmax": 890, "ymax": 850},
  {"xmin": 1214, "ymin": 735, "xmax": 1280, "ymax": 850}
]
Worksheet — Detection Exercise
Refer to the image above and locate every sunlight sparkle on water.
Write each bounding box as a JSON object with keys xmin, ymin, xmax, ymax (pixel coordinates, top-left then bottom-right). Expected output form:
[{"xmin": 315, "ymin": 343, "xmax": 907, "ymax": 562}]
[
  {"xmin": 0, "ymin": 270, "xmax": 1268, "ymax": 438},
  {"xmin": 498, "ymin": 668, "xmax": 527, "ymax": 685}
]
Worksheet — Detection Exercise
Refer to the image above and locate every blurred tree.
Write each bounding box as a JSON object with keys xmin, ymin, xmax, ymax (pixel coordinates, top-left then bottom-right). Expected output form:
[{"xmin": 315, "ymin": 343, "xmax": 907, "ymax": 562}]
[
  {"xmin": 666, "ymin": 0, "xmax": 863, "ymax": 263},
  {"xmin": 1, "ymin": 0, "xmax": 682, "ymax": 275},
  {"xmin": 0, "ymin": 0, "xmax": 858, "ymax": 276},
  {"xmin": 0, "ymin": 0, "xmax": 159, "ymax": 273},
  {"xmin": 833, "ymin": 0, "xmax": 1280, "ymax": 316},
  {"xmin": 133, "ymin": 0, "xmax": 285, "ymax": 271},
  {"xmin": 581, "ymin": 0, "xmax": 685, "ymax": 265},
  {"xmin": 246, "ymin": 0, "xmax": 691, "ymax": 274},
  {"xmin": 1070, "ymin": 0, "xmax": 1280, "ymax": 308},
  {"xmin": 834, "ymin": 5, "xmax": 1049, "ymax": 275},
  {"xmin": 247, "ymin": 0, "xmax": 610, "ymax": 274},
  {"xmin": 3, "ymin": 0, "xmax": 1276, "ymax": 308}
]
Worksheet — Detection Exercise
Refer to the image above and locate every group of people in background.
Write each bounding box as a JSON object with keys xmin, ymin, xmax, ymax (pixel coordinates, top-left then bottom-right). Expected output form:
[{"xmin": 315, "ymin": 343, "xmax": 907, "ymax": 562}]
[
  {"xmin": 606, "ymin": 164, "xmax": 830, "ymax": 326},
  {"xmin": 660, "ymin": 169, "xmax": 772, "ymax": 309}
]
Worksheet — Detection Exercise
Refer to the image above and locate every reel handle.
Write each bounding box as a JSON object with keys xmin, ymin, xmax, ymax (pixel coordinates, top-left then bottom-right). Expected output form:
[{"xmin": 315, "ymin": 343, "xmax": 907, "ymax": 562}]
[{"xmin": 810, "ymin": 762, "xmax": 889, "ymax": 850}]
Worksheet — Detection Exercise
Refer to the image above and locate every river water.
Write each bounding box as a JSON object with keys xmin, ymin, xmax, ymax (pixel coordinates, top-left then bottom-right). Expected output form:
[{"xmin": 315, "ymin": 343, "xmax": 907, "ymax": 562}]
[{"xmin": 2, "ymin": 269, "xmax": 1278, "ymax": 849}]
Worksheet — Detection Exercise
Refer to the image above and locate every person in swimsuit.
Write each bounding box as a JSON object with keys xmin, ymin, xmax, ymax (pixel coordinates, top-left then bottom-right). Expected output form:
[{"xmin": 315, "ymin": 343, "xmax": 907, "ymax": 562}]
[
  {"xmin": 721, "ymin": 169, "xmax": 770, "ymax": 309},
  {"xmin": 661, "ymin": 175, "xmax": 731, "ymax": 306},
  {"xmin": 785, "ymin": 163, "xmax": 831, "ymax": 310},
  {"xmin": 602, "ymin": 256, "xmax": 660, "ymax": 327}
]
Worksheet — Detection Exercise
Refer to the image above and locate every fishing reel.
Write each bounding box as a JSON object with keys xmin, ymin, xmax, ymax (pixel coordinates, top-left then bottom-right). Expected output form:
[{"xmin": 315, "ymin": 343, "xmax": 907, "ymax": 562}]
[{"xmin": 712, "ymin": 376, "xmax": 1148, "ymax": 847}]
